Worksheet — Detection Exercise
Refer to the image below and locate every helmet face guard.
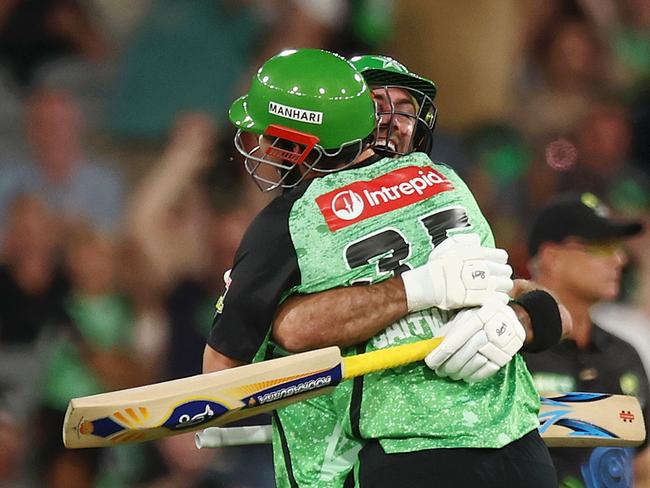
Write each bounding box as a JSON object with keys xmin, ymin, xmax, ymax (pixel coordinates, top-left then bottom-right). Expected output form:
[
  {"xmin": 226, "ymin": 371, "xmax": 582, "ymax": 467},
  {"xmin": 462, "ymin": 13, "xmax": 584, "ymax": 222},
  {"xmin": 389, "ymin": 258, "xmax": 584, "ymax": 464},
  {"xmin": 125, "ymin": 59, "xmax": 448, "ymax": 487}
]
[
  {"xmin": 371, "ymin": 85, "xmax": 437, "ymax": 157},
  {"xmin": 234, "ymin": 125, "xmax": 366, "ymax": 192},
  {"xmin": 348, "ymin": 55, "xmax": 438, "ymax": 156},
  {"xmin": 229, "ymin": 49, "xmax": 376, "ymax": 192}
]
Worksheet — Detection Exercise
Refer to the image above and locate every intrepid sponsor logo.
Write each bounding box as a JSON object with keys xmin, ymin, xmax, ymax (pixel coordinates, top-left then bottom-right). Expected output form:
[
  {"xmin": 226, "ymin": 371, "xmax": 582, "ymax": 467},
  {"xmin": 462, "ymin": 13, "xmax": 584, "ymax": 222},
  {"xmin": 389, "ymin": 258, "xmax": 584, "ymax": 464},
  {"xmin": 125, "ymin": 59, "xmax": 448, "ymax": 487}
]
[
  {"xmin": 256, "ymin": 376, "xmax": 332, "ymax": 405},
  {"xmin": 317, "ymin": 166, "xmax": 454, "ymax": 231},
  {"xmin": 269, "ymin": 101, "xmax": 323, "ymax": 125},
  {"xmin": 331, "ymin": 190, "xmax": 365, "ymax": 221}
]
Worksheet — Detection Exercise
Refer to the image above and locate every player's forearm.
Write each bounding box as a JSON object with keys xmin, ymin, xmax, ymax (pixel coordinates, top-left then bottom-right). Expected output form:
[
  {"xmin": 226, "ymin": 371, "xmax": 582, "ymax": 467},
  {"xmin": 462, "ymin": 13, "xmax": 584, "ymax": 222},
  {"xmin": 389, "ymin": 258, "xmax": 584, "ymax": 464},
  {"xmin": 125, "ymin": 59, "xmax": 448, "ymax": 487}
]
[{"xmin": 273, "ymin": 277, "xmax": 408, "ymax": 352}]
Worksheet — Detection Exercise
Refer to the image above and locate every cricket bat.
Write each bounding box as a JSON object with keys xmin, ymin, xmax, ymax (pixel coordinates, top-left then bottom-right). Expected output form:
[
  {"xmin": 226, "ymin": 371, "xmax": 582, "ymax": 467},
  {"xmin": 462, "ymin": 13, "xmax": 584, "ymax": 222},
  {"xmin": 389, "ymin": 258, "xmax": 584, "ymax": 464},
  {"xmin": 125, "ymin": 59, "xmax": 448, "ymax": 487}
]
[
  {"xmin": 195, "ymin": 392, "xmax": 646, "ymax": 449},
  {"xmin": 539, "ymin": 392, "xmax": 645, "ymax": 447},
  {"xmin": 63, "ymin": 337, "xmax": 443, "ymax": 448}
]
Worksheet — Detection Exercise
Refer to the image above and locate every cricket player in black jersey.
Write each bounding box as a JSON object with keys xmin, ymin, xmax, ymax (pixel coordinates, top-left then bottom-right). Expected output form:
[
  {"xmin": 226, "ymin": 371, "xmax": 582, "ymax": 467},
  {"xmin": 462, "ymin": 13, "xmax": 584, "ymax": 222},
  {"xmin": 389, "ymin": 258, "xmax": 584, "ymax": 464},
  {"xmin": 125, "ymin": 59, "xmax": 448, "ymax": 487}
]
[{"xmin": 204, "ymin": 48, "xmax": 566, "ymax": 487}]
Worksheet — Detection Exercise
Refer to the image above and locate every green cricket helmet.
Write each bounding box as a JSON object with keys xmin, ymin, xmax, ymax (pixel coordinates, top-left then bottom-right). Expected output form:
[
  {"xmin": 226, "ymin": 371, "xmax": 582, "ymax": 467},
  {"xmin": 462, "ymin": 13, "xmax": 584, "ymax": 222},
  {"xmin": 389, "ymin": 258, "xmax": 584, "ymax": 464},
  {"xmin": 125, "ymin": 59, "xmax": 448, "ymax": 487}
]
[
  {"xmin": 349, "ymin": 54, "xmax": 437, "ymax": 156},
  {"xmin": 229, "ymin": 48, "xmax": 376, "ymax": 191}
]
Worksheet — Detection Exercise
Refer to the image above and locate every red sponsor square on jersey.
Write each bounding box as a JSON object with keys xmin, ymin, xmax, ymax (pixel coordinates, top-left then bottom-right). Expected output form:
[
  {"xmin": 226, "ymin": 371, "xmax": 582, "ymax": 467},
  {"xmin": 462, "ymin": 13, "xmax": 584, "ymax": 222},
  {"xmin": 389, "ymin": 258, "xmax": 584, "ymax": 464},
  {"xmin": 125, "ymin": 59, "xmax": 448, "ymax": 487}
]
[{"xmin": 316, "ymin": 166, "xmax": 454, "ymax": 231}]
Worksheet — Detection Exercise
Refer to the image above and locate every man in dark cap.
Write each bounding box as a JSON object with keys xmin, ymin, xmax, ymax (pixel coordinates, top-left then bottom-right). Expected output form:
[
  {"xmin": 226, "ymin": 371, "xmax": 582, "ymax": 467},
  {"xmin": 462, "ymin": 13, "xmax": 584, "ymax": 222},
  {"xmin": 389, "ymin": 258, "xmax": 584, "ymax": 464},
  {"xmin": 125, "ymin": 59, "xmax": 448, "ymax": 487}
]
[{"xmin": 524, "ymin": 192, "xmax": 649, "ymax": 488}]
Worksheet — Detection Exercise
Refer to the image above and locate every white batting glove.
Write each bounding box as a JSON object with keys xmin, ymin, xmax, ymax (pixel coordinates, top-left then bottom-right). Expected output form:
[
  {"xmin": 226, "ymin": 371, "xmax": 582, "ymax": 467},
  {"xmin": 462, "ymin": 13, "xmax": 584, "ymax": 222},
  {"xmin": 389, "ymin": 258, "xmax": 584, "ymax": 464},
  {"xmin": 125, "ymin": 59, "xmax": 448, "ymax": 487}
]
[
  {"xmin": 401, "ymin": 233, "xmax": 513, "ymax": 311},
  {"xmin": 425, "ymin": 299, "xmax": 526, "ymax": 383}
]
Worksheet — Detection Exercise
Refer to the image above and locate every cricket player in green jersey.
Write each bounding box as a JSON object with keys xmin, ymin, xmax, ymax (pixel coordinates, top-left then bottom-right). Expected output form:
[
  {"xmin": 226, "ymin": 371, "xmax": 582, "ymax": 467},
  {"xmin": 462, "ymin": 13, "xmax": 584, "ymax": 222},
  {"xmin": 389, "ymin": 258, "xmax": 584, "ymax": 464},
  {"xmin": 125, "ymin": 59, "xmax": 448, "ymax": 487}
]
[
  {"xmin": 267, "ymin": 54, "xmax": 443, "ymax": 487},
  {"xmin": 207, "ymin": 52, "xmax": 446, "ymax": 487},
  {"xmin": 204, "ymin": 48, "xmax": 564, "ymax": 487}
]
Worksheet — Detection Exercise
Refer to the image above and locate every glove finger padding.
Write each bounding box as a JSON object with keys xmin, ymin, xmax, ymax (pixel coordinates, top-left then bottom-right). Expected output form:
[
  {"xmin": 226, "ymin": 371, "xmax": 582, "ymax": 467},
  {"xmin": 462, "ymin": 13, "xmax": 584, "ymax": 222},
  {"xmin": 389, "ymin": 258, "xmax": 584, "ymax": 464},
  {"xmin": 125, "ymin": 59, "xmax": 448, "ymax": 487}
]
[
  {"xmin": 485, "ymin": 261, "xmax": 513, "ymax": 281},
  {"xmin": 425, "ymin": 308, "xmax": 482, "ymax": 369},
  {"xmin": 461, "ymin": 263, "xmax": 513, "ymax": 292},
  {"xmin": 403, "ymin": 232, "xmax": 514, "ymax": 311},
  {"xmin": 478, "ymin": 304, "xmax": 526, "ymax": 366},
  {"xmin": 435, "ymin": 331, "xmax": 487, "ymax": 378},
  {"xmin": 490, "ymin": 276, "xmax": 515, "ymax": 294},
  {"xmin": 460, "ymin": 261, "xmax": 495, "ymax": 289},
  {"xmin": 465, "ymin": 362, "xmax": 501, "ymax": 383},
  {"xmin": 452, "ymin": 352, "xmax": 489, "ymax": 381},
  {"xmin": 480, "ymin": 246, "xmax": 509, "ymax": 265},
  {"xmin": 456, "ymin": 252, "xmax": 513, "ymax": 304},
  {"xmin": 425, "ymin": 299, "xmax": 525, "ymax": 383},
  {"xmin": 465, "ymin": 290, "xmax": 510, "ymax": 306}
]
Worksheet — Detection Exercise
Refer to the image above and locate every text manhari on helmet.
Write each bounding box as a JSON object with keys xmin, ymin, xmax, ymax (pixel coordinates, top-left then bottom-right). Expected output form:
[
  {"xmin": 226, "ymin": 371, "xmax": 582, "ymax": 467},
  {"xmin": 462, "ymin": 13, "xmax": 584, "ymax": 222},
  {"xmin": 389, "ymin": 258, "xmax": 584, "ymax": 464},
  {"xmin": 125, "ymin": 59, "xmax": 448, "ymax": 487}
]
[
  {"xmin": 349, "ymin": 54, "xmax": 437, "ymax": 156},
  {"xmin": 229, "ymin": 48, "xmax": 376, "ymax": 191}
]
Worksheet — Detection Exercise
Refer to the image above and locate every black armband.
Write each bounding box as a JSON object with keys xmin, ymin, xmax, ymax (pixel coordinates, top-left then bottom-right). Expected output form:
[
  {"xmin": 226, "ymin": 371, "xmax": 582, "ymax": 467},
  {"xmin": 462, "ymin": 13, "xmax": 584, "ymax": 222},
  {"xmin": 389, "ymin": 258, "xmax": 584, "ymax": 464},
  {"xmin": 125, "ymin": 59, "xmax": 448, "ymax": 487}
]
[{"xmin": 514, "ymin": 290, "xmax": 562, "ymax": 353}]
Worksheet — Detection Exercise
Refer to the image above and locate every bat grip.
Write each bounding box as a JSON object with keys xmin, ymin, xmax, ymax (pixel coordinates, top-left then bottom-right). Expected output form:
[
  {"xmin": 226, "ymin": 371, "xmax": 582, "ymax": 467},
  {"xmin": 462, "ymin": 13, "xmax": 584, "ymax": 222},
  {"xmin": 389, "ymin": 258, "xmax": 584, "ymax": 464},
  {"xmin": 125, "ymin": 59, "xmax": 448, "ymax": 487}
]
[{"xmin": 342, "ymin": 337, "xmax": 443, "ymax": 379}]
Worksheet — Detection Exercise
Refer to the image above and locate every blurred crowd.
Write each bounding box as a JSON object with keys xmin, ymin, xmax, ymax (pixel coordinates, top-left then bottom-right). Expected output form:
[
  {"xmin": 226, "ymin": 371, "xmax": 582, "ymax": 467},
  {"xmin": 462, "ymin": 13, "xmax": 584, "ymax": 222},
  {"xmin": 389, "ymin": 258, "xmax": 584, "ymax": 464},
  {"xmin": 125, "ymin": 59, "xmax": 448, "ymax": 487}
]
[{"xmin": 0, "ymin": 0, "xmax": 649, "ymax": 487}]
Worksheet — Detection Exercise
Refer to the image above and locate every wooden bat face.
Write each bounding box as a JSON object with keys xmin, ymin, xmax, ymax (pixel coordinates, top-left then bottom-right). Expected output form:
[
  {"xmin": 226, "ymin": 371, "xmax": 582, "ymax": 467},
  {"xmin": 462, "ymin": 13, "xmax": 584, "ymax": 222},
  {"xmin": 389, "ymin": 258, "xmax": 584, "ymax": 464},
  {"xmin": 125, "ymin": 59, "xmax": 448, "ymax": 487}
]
[
  {"xmin": 64, "ymin": 337, "xmax": 644, "ymax": 450},
  {"xmin": 63, "ymin": 337, "xmax": 443, "ymax": 448},
  {"xmin": 63, "ymin": 347, "xmax": 343, "ymax": 448},
  {"xmin": 193, "ymin": 393, "xmax": 646, "ymax": 449},
  {"xmin": 539, "ymin": 392, "xmax": 645, "ymax": 447}
]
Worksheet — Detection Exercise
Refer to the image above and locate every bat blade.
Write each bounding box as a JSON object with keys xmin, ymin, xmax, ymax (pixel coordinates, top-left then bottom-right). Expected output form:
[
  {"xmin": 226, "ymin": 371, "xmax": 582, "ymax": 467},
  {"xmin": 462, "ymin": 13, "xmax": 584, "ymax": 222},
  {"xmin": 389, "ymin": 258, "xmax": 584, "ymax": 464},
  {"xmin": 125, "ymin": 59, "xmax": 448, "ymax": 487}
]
[
  {"xmin": 539, "ymin": 392, "xmax": 645, "ymax": 447},
  {"xmin": 194, "ymin": 393, "xmax": 646, "ymax": 449},
  {"xmin": 63, "ymin": 337, "xmax": 443, "ymax": 448},
  {"xmin": 63, "ymin": 347, "xmax": 343, "ymax": 448}
]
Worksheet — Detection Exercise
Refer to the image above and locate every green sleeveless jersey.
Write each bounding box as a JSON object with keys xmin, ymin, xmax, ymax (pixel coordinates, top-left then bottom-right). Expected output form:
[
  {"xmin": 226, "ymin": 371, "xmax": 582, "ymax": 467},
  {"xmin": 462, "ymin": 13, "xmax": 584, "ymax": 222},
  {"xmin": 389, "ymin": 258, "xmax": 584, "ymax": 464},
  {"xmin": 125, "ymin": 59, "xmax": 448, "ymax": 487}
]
[
  {"xmin": 271, "ymin": 399, "xmax": 361, "ymax": 487},
  {"xmin": 282, "ymin": 152, "xmax": 539, "ymax": 454}
]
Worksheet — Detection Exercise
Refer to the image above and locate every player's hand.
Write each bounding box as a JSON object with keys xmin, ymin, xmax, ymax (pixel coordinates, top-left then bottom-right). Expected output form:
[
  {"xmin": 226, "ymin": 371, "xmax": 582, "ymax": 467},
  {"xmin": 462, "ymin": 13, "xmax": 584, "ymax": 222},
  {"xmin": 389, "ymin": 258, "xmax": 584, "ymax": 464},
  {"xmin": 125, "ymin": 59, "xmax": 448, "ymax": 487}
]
[
  {"xmin": 424, "ymin": 299, "xmax": 526, "ymax": 383},
  {"xmin": 401, "ymin": 233, "xmax": 513, "ymax": 311}
]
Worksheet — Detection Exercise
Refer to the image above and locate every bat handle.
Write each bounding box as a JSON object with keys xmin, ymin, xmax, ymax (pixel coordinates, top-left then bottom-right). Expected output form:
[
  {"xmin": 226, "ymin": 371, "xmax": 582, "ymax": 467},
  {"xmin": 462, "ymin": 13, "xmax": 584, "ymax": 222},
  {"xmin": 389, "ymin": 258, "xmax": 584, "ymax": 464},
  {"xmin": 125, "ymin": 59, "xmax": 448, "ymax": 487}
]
[{"xmin": 342, "ymin": 337, "xmax": 443, "ymax": 379}]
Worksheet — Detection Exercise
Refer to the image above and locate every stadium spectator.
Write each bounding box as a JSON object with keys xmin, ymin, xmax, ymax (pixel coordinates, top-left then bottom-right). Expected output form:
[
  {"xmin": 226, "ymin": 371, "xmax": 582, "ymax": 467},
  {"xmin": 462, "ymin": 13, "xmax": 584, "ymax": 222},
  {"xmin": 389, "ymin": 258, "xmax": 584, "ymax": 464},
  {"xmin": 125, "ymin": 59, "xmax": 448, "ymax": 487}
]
[
  {"xmin": 0, "ymin": 89, "xmax": 124, "ymax": 234},
  {"xmin": 109, "ymin": 0, "xmax": 265, "ymax": 141},
  {"xmin": 0, "ymin": 194, "xmax": 67, "ymax": 346},
  {"xmin": 557, "ymin": 102, "xmax": 650, "ymax": 200},
  {"xmin": 36, "ymin": 224, "xmax": 143, "ymax": 487},
  {"xmin": 0, "ymin": 194, "xmax": 64, "ymax": 486},
  {"xmin": 524, "ymin": 193, "xmax": 650, "ymax": 487},
  {"xmin": 514, "ymin": 16, "xmax": 609, "ymax": 142},
  {"xmin": 0, "ymin": 0, "xmax": 111, "ymax": 90},
  {"xmin": 463, "ymin": 122, "xmax": 533, "ymax": 275},
  {"xmin": 126, "ymin": 112, "xmax": 257, "ymax": 380}
]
